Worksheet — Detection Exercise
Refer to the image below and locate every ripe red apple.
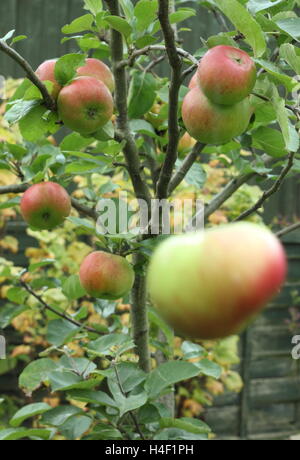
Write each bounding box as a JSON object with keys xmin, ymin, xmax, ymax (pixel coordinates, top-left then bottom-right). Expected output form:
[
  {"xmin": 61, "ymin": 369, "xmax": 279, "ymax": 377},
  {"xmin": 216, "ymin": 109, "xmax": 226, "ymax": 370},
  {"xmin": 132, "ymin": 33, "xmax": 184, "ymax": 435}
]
[
  {"xmin": 20, "ymin": 182, "xmax": 71, "ymax": 230},
  {"xmin": 36, "ymin": 59, "xmax": 61, "ymax": 99},
  {"xmin": 188, "ymin": 72, "xmax": 198, "ymax": 90},
  {"xmin": 182, "ymin": 86, "xmax": 252, "ymax": 145},
  {"xmin": 79, "ymin": 251, "xmax": 135, "ymax": 300},
  {"xmin": 147, "ymin": 223, "xmax": 287, "ymax": 340},
  {"xmin": 178, "ymin": 132, "xmax": 196, "ymax": 155},
  {"xmin": 197, "ymin": 45, "xmax": 256, "ymax": 105},
  {"xmin": 57, "ymin": 76, "xmax": 114, "ymax": 135},
  {"xmin": 76, "ymin": 58, "xmax": 115, "ymax": 93}
]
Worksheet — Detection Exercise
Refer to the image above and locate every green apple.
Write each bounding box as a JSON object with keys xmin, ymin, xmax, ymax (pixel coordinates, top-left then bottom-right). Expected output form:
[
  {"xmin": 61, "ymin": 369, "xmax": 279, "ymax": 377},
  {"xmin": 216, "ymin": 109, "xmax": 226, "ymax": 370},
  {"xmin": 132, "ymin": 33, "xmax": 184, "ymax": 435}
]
[
  {"xmin": 20, "ymin": 182, "xmax": 71, "ymax": 230},
  {"xmin": 197, "ymin": 45, "xmax": 256, "ymax": 106},
  {"xmin": 79, "ymin": 251, "xmax": 135, "ymax": 300},
  {"xmin": 57, "ymin": 76, "xmax": 114, "ymax": 135},
  {"xmin": 182, "ymin": 86, "xmax": 252, "ymax": 145}
]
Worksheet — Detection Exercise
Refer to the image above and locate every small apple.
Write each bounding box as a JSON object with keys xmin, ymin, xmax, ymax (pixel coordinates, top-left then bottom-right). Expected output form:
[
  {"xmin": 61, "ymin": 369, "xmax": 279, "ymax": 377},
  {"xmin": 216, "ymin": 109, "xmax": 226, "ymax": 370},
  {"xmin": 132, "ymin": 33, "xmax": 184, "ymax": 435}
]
[
  {"xmin": 182, "ymin": 86, "xmax": 252, "ymax": 145},
  {"xmin": 76, "ymin": 58, "xmax": 115, "ymax": 93},
  {"xmin": 36, "ymin": 59, "xmax": 61, "ymax": 99},
  {"xmin": 79, "ymin": 251, "xmax": 135, "ymax": 300},
  {"xmin": 20, "ymin": 182, "xmax": 71, "ymax": 230},
  {"xmin": 197, "ymin": 45, "xmax": 256, "ymax": 106},
  {"xmin": 147, "ymin": 222, "xmax": 287, "ymax": 340},
  {"xmin": 178, "ymin": 132, "xmax": 196, "ymax": 155},
  {"xmin": 188, "ymin": 72, "xmax": 198, "ymax": 90},
  {"xmin": 57, "ymin": 76, "xmax": 114, "ymax": 135}
]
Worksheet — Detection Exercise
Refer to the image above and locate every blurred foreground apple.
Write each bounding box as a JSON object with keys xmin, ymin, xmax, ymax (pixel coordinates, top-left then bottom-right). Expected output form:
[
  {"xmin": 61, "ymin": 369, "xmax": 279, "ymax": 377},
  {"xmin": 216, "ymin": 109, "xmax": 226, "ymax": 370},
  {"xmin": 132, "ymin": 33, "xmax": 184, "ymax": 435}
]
[{"xmin": 147, "ymin": 223, "xmax": 287, "ymax": 340}]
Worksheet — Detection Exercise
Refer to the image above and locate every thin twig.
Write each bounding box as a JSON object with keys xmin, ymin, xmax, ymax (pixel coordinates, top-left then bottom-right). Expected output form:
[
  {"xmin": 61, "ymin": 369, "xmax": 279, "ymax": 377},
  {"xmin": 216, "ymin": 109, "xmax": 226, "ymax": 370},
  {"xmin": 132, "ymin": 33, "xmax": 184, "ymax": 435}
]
[
  {"xmin": 118, "ymin": 44, "xmax": 198, "ymax": 69},
  {"xmin": 20, "ymin": 278, "xmax": 104, "ymax": 336},
  {"xmin": 0, "ymin": 39, "xmax": 56, "ymax": 111},
  {"xmin": 105, "ymin": 0, "xmax": 151, "ymax": 206},
  {"xmin": 235, "ymin": 152, "xmax": 295, "ymax": 221},
  {"xmin": 156, "ymin": 0, "xmax": 183, "ymax": 199},
  {"xmin": 252, "ymin": 92, "xmax": 300, "ymax": 118},
  {"xmin": 168, "ymin": 142, "xmax": 205, "ymax": 194},
  {"xmin": 276, "ymin": 222, "xmax": 300, "ymax": 238}
]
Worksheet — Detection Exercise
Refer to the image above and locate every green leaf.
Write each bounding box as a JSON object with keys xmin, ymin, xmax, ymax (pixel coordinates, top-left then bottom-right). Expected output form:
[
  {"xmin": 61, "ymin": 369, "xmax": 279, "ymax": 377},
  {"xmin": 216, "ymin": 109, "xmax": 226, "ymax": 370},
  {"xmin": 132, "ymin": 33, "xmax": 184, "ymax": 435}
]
[
  {"xmin": 105, "ymin": 16, "xmax": 132, "ymax": 38},
  {"xmin": 84, "ymin": 0, "xmax": 103, "ymax": 16},
  {"xmin": 130, "ymin": 119, "xmax": 156, "ymax": 137},
  {"xmin": 247, "ymin": 0, "xmax": 286, "ymax": 14},
  {"xmin": 0, "ymin": 428, "xmax": 52, "ymax": 441},
  {"xmin": 67, "ymin": 389, "xmax": 117, "ymax": 407},
  {"xmin": 193, "ymin": 358, "xmax": 222, "ymax": 378},
  {"xmin": 4, "ymin": 99, "xmax": 40, "ymax": 124},
  {"xmin": 0, "ymin": 304, "xmax": 29, "ymax": 329},
  {"xmin": 255, "ymin": 59, "xmax": 299, "ymax": 92},
  {"xmin": 93, "ymin": 120, "xmax": 115, "ymax": 141},
  {"xmin": 10, "ymin": 403, "xmax": 51, "ymax": 428},
  {"xmin": 134, "ymin": 0, "xmax": 158, "ymax": 32},
  {"xmin": 271, "ymin": 85, "xmax": 299, "ymax": 152},
  {"xmin": 55, "ymin": 53, "xmax": 86, "ymax": 86},
  {"xmin": 60, "ymin": 132, "xmax": 94, "ymax": 151},
  {"xmin": 170, "ymin": 8, "xmax": 196, "ymax": 25},
  {"xmin": 48, "ymin": 370, "xmax": 101, "ymax": 392},
  {"xmin": 59, "ymin": 415, "xmax": 92, "ymax": 440},
  {"xmin": 154, "ymin": 428, "xmax": 207, "ymax": 441},
  {"xmin": 216, "ymin": 0, "xmax": 266, "ymax": 57},
  {"xmin": 108, "ymin": 378, "xmax": 148, "ymax": 417},
  {"xmin": 145, "ymin": 361, "xmax": 201, "ymax": 399},
  {"xmin": 252, "ymin": 126, "xmax": 287, "ymax": 157},
  {"xmin": 19, "ymin": 359, "xmax": 58, "ymax": 394},
  {"xmin": 87, "ymin": 333, "xmax": 132, "ymax": 357},
  {"xmin": 128, "ymin": 71, "xmax": 157, "ymax": 119},
  {"xmin": 276, "ymin": 18, "xmax": 300, "ymax": 40},
  {"xmin": 40, "ymin": 405, "xmax": 83, "ymax": 426},
  {"xmin": 159, "ymin": 417, "xmax": 211, "ymax": 435},
  {"xmin": 62, "ymin": 274, "xmax": 86, "ymax": 301},
  {"xmin": 181, "ymin": 341, "xmax": 206, "ymax": 360},
  {"xmin": 280, "ymin": 43, "xmax": 300, "ymax": 75},
  {"xmin": 183, "ymin": 161, "xmax": 207, "ymax": 188},
  {"xmin": 11, "ymin": 35, "xmax": 27, "ymax": 45},
  {"xmin": 62, "ymin": 14, "xmax": 94, "ymax": 34},
  {"xmin": 47, "ymin": 319, "xmax": 80, "ymax": 347},
  {"xmin": 28, "ymin": 259, "xmax": 56, "ymax": 272},
  {"xmin": 0, "ymin": 197, "xmax": 20, "ymax": 210},
  {"xmin": 100, "ymin": 363, "xmax": 146, "ymax": 392},
  {"xmin": 6, "ymin": 287, "xmax": 27, "ymax": 305},
  {"xmin": 19, "ymin": 106, "xmax": 59, "ymax": 142}
]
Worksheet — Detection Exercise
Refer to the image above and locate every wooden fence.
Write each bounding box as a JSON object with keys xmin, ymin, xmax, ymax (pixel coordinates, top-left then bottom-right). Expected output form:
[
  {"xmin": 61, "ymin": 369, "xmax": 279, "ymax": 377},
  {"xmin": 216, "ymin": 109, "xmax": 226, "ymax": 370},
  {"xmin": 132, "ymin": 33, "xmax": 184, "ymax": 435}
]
[{"xmin": 205, "ymin": 231, "xmax": 300, "ymax": 440}]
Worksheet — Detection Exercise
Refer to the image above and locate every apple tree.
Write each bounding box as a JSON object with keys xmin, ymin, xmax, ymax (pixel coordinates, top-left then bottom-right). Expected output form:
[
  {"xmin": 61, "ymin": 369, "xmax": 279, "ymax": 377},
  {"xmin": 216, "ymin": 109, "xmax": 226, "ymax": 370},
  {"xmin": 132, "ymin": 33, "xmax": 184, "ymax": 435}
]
[{"xmin": 0, "ymin": 0, "xmax": 299, "ymax": 441}]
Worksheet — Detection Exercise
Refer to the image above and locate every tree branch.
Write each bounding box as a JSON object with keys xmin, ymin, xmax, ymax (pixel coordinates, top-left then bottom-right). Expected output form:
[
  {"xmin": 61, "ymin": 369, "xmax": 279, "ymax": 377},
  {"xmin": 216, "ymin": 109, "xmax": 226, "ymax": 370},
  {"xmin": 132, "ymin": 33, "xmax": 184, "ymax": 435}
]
[
  {"xmin": 276, "ymin": 221, "xmax": 300, "ymax": 238},
  {"xmin": 0, "ymin": 39, "xmax": 56, "ymax": 111},
  {"xmin": 156, "ymin": 0, "xmax": 183, "ymax": 199},
  {"xmin": 20, "ymin": 277, "xmax": 104, "ymax": 336},
  {"xmin": 235, "ymin": 152, "xmax": 295, "ymax": 221},
  {"xmin": 118, "ymin": 45, "xmax": 198, "ymax": 69},
  {"xmin": 0, "ymin": 184, "xmax": 98, "ymax": 220},
  {"xmin": 104, "ymin": 0, "xmax": 151, "ymax": 206},
  {"xmin": 168, "ymin": 142, "xmax": 205, "ymax": 194},
  {"xmin": 131, "ymin": 253, "xmax": 151, "ymax": 373}
]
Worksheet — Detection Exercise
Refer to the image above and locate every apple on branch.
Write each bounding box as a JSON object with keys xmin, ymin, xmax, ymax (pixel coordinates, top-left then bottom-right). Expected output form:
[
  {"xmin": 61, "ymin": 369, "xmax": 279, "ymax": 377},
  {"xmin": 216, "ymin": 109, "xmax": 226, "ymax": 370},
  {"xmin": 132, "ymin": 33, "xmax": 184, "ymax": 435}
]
[
  {"xmin": 20, "ymin": 182, "xmax": 71, "ymax": 230},
  {"xmin": 79, "ymin": 251, "xmax": 135, "ymax": 300}
]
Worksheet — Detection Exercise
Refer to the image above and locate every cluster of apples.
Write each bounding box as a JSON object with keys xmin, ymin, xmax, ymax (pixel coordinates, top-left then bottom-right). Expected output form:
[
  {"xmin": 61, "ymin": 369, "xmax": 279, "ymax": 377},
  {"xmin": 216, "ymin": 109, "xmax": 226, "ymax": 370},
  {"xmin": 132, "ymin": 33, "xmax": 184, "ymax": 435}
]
[
  {"xmin": 36, "ymin": 58, "xmax": 115, "ymax": 135},
  {"xmin": 20, "ymin": 182, "xmax": 134, "ymax": 300},
  {"xmin": 182, "ymin": 45, "xmax": 257, "ymax": 145}
]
